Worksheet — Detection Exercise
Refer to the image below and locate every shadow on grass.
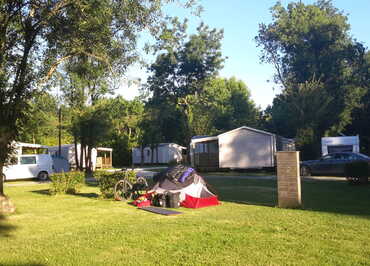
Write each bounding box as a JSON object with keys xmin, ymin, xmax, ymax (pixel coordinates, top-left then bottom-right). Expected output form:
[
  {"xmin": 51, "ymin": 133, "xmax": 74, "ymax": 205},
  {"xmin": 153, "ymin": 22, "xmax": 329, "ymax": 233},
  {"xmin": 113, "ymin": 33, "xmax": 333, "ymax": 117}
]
[
  {"xmin": 31, "ymin": 189, "xmax": 99, "ymax": 199},
  {"xmin": 206, "ymin": 176, "xmax": 370, "ymax": 217},
  {"xmin": 6, "ymin": 262, "xmax": 46, "ymax": 266},
  {"xmin": 205, "ymin": 178, "xmax": 277, "ymax": 207},
  {"xmin": 301, "ymin": 179, "xmax": 370, "ymax": 217},
  {"xmin": 0, "ymin": 214, "xmax": 16, "ymax": 237},
  {"xmin": 72, "ymin": 192, "xmax": 99, "ymax": 199}
]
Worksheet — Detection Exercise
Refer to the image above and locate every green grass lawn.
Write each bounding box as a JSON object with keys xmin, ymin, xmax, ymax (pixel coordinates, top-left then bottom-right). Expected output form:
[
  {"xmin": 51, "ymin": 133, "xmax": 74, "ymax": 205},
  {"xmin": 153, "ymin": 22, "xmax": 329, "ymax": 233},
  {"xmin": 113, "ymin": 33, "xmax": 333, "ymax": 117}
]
[{"xmin": 1, "ymin": 177, "xmax": 370, "ymax": 265}]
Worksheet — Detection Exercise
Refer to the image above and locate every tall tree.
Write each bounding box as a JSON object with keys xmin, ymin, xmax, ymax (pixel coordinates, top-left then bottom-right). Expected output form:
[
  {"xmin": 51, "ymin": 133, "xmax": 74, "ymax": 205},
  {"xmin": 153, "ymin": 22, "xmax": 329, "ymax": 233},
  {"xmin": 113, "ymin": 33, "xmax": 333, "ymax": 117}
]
[
  {"xmin": 0, "ymin": 0, "xmax": 199, "ymax": 196},
  {"xmin": 145, "ymin": 20, "xmax": 225, "ymax": 144},
  {"xmin": 256, "ymin": 0, "xmax": 367, "ymax": 158},
  {"xmin": 345, "ymin": 51, "xmax": 370, "ymax": 154}
]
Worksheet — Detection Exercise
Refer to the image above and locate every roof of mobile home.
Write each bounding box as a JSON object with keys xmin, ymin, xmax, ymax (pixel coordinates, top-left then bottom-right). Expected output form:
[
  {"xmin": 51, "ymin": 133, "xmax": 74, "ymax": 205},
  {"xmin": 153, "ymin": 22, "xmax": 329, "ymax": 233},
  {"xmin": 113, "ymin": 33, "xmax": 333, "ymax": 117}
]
[{"xmin": 191, "ymin": 126, "xmax": 276, "ymax": 144}]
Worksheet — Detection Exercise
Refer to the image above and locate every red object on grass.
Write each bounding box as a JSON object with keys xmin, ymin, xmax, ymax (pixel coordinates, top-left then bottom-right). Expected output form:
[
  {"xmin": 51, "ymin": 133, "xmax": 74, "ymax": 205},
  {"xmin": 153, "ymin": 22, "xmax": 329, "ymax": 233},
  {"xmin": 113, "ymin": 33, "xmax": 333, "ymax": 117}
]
[
  {"xmin": 135, "ymin": 200, "xmax": 151, "ymax": 208},
  {"xmin": 181, "ymin": 194, "xmax": 219, "ymax": 208}
]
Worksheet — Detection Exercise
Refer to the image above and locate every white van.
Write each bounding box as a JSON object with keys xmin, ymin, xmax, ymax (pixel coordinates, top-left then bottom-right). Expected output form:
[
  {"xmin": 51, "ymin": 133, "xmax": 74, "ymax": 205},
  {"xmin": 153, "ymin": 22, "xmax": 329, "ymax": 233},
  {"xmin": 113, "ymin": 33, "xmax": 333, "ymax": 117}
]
[{"xmin": 2, "ymin": 142, "xmax": 54, "ymax": 181}]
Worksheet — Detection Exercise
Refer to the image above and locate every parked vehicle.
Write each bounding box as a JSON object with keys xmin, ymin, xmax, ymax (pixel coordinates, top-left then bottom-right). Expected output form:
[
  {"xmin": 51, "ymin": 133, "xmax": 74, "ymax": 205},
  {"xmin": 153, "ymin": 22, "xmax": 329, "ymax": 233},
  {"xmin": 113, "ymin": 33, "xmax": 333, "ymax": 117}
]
[
  {"xmin": 3, "ymin": 154, "xmax": 53, "ymax": 181},
  {"xmin": 300, "ymin": 152, "xmax": 370, "ymax": 177},
  {"xmin": 321, "ymin": 136, "xmax": 359, "ymax": 155}
]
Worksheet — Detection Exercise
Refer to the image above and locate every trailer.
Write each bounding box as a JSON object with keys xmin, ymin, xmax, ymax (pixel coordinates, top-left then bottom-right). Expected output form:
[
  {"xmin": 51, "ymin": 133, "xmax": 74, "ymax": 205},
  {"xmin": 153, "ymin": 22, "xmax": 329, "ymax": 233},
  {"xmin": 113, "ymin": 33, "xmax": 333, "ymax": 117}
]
[
  {"xmin": 48, "ymin": 144, "xmax": 113, "ymax": 172},
  {"xmin": 132, "ymin": 143, "xmax": 186, "ymax": 165},
  {"xmin": 190, "ymin": 126, "xmax": 295, "ymax": 170},
  {"xmin": 321, "ymin": 136, "xmax": 360, "ymax": 156}
]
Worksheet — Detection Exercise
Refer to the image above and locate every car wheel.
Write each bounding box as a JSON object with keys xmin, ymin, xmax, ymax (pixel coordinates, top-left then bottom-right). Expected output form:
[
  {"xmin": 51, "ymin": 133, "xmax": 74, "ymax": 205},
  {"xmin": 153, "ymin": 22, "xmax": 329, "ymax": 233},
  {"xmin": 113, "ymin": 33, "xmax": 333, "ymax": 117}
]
[
  {"xmin": 37, "ymin": 171, "xmax": 49, "ymax": 181},
  {"xmin": 300, "ymin": 166, "xmax": 311, "ymax": 177}
]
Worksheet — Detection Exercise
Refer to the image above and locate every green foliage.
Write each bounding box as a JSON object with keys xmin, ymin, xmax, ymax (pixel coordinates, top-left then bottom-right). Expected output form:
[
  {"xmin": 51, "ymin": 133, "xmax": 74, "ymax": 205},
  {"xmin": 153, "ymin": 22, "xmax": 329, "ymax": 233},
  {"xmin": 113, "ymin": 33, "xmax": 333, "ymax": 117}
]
[
  {"xmin": 345, "ymin": 161, "xmax": 369, "ymax": 184},
  {"xmin": 18, "ymin": 92, "xmax": 73, "ymax": 146},
  {"xmin": 0, "ymin": 0, "xmax": 199, "ymax": 195},
  {"xmin": 49, "ymin": 171, "xmax": 85, "ymax": 195},
  {"xmin": 95, "ymin": 170, "xmax": 137, "ymax": 198},
  {"xmin": 100, "ymin": 97, "xmax": 145, "ymax": 166},
  {"xmin": 257, "ymin": 1, "xmax": 368, "ymax": 159},
  {"xmin": 144, "ymin": 20, "xmax": 260, "ymax": 145}
]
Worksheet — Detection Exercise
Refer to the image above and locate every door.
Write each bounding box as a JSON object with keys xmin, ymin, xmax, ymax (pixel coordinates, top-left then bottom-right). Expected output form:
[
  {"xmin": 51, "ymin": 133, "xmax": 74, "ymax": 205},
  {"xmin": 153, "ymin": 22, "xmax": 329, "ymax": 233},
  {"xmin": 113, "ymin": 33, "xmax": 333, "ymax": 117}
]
[
  {"xmin": 312, "ymin": 154, "xmax": 336, "ymax": 175},
  {"xmin": 19, "ymin": 156, "xmax": 38, "ymax": 178}
]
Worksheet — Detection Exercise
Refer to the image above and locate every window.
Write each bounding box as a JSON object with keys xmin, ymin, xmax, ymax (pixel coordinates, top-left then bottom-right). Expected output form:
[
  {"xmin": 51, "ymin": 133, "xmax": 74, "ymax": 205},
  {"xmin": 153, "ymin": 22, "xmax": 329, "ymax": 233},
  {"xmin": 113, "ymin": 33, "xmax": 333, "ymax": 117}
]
[
  {"xmin": 322, "ymin": 154, "xmax": 335, "ymax": 160},
  {"xmin": 20, "ymin": 156, "xmax": 36, "ymax": 165},
  {"xmin": 327, "ymin": 145, "xmax": 353, "ymax": 154}
]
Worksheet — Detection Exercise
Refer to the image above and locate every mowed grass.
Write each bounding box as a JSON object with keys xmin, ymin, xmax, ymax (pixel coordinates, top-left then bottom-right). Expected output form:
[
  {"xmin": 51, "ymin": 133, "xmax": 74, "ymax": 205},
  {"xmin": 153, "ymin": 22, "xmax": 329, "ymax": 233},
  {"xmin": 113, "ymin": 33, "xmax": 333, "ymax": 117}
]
[{"xmin": 0, "ymin": 177, "xmax": 369, "ymax": 265}]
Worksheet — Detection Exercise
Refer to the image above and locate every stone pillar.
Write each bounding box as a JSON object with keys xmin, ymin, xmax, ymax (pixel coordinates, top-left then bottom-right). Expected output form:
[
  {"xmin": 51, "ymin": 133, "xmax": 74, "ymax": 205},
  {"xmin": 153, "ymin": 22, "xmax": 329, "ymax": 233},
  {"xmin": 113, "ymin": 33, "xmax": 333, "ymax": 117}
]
[
  {"xmin": 277, "ymin": 151, "xmax": 302, "ymax": 208},
  {"xmin": 0, "ymin": 196, "xmax": 16, "ymax": 214}
]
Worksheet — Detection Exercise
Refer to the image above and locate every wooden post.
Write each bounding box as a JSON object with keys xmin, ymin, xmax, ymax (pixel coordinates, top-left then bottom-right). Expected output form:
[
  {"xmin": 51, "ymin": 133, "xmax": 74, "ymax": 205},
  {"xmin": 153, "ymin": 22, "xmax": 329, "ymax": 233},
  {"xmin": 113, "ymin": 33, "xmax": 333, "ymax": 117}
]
[{"xmin": 277, "ymin": 151, "xmax": 302, "ymax": 208}]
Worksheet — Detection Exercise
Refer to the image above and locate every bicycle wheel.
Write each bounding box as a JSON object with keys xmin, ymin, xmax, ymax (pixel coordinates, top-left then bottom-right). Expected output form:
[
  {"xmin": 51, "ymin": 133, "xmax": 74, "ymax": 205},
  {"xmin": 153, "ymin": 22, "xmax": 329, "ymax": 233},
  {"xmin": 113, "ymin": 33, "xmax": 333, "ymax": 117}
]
[
  {"xmin": 132, "ymin": 177, "xmax": 149, "ymax": 199},
  {"xmin": 114, "ymin": 179, "xmax": 133, "ymax": 201}
]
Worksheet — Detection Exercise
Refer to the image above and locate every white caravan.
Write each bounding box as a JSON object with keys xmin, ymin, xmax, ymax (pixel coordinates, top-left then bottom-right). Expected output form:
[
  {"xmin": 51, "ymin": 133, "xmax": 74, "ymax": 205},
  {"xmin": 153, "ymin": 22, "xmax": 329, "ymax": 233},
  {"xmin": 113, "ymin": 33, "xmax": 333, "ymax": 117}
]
[
  {"xmin": 2, "ymin": 142, "xmax": 54, "ymax": 181},
  {"xmin": 321, "ymin": 136, "xmax": 360, "ymax": 156}
]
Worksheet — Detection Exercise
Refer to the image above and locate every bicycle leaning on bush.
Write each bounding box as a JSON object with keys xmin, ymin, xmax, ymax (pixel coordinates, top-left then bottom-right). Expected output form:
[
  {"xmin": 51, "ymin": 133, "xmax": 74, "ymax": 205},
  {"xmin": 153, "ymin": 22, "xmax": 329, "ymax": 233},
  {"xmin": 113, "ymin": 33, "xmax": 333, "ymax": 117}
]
[{"xmin": 114, "ymin": 176, "xmax": 149, "ymax": 201}]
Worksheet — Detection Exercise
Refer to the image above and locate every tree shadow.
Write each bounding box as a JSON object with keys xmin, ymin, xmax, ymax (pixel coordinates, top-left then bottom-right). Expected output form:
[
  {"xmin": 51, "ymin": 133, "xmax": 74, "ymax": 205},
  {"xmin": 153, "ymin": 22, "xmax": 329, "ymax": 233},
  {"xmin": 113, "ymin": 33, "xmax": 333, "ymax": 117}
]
[
  {"xmin": 31, "ymin": 189, "xmax": 99, "ymax": 199},
  {"xmin": 0, "ymin": 214, "xmax": 16, "ymax": 237},
  {"xmin": 205, "ymin": 176, "xmax": 370, "ymax": 218},
  {"xmin": 205, "ymin": 177, "xmax": 277, "ymax": 207},
  {"xmin": 301, "ymin": 179, "xmax": 370, "ymax": 217},
  {"xmin": 3, "ymin": 263, "xmax": 45, "ymax": 266},
  {"xmin": 31, "ymin": 189, "xmax": 51, "ymax": 196},
  {"xmin": 72, "ymin": 192, "xmax": 99, "ymax": 199}
]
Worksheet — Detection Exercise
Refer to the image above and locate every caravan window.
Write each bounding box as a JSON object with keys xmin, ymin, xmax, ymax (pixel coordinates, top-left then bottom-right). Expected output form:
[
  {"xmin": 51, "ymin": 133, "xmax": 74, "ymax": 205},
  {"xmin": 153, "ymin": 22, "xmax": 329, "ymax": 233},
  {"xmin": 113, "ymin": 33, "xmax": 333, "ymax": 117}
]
[
  {"xmin": 22, "ymin": 147, "xmax": 48, "ymax": 155},
  {"xmin": 20, "ymin": 156, "xmax": 36, "ymax": 165}
]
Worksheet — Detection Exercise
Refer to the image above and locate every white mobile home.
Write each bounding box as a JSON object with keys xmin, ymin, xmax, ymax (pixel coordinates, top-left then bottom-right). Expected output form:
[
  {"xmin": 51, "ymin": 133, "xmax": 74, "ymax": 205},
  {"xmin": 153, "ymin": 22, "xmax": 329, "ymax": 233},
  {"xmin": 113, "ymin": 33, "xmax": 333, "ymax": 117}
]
[
  {"xmin": 321, "ymin": 136, "xmax": 359, "ymax": 155},
  {"xmin": 48, "ymin": 144, "xmax": 113, "ymax": 172},
  {"xmin": 132, "ymin": 143, "xmax": 186, "ymax": 165},
  {"xmin": 190, "ymin": 126, "xmax": 295, "ymax": 170},
  {"xmin": 2, "ymin": 142, "xmax": 53, "ymax": 181}
]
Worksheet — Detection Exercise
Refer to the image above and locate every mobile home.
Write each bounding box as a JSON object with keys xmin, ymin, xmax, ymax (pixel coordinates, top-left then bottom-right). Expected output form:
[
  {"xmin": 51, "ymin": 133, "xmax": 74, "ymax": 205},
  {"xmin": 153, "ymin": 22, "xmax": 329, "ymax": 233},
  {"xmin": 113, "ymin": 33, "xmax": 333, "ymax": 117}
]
[
  {"xmin": 48, "ymin": 144, "xmax": 112, "ymax": 172},
  {"xmin": 190, "ymin": 126, "xmax": 295, "ymax": 170},
  {"xmin": 132, "ymin": 143, "xmax": 186, "ymax": 165},
  {"xmin": 321, "ymin": 136, "xmax": 360, "ymax": 155}
]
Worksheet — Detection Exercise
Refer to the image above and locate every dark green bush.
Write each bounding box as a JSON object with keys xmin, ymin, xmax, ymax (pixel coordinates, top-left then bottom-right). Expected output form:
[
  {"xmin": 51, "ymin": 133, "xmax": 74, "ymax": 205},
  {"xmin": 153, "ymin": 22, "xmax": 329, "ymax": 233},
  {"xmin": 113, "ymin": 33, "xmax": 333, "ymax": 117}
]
[
  {"xmin": 95, "ymin": 170, "xmax": 137, "ymax": 198},
  {"xmin": 345, "ymin": 161, "xmax": 369, "ymax": 184},
  {"xmin": 50, "ymin": 171, "xmax": 85, "ymax": 194}
]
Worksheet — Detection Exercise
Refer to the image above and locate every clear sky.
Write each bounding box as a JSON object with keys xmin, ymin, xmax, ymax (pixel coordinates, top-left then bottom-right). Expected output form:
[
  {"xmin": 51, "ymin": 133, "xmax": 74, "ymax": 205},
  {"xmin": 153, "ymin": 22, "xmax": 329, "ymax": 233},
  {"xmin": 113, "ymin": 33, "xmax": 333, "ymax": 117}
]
[{"xmin": 116, "ymin": 0, "xmax": 370, "ymax": 109}]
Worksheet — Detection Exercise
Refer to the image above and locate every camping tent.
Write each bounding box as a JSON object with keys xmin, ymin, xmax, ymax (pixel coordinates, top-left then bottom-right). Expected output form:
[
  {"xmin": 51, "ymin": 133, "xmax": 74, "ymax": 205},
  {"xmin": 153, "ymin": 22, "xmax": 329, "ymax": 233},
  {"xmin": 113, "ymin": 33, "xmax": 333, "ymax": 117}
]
[{"xmin": 150, "ymin": 165, "xmax": 219, "ymax": 209}]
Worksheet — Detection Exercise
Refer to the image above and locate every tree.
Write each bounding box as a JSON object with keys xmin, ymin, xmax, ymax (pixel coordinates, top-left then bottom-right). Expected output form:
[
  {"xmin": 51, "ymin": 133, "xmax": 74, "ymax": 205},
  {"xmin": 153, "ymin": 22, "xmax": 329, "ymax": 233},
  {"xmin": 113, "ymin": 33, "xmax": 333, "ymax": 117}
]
[
  {"xmin": 17, "ymin": 91, "xmax": 73, "ymax": 146},
  {"xmin": 99, "ymin": 97, "xmax": 144, "ymax": 167},
  {"xmin": 0, "ymin": 0, "xmax": 199, "ymax": 196},
  {"xmin": 71, "ymin": 104, "xmax": 111, "ymax": 172},
  {"xmin": 345, "ymin": 51, "xmax": 370, "ymax": 154},
  {"xmin": 147, "ymin": 20, "xmax": 224, "ymax": 101},
  {"xmin": 181, "ymin": 77, "xmax": 260, "ymax": 137},
  {"xmin": 256, "ymin": 0, "xmax": 367, "ymax": 158},
  {"xmin": 145, "ymin": 20, "xmax": 225, "ymax": 144}
]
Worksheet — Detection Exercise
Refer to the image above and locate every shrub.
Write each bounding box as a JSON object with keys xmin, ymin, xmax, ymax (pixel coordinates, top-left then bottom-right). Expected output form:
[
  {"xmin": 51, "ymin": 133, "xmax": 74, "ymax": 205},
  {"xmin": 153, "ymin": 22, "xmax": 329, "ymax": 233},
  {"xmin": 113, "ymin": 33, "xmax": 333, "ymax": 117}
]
[
  {"xmin": 95, "ymin": 170, "xmax": 137, "ymax": 199},
  {"xmin": 345, "ymin": 161, "xmax": 369, "ymax": 185},
  {"xmin": 50, "ymin": 171, "xmax": 85, "ymax": 194}
]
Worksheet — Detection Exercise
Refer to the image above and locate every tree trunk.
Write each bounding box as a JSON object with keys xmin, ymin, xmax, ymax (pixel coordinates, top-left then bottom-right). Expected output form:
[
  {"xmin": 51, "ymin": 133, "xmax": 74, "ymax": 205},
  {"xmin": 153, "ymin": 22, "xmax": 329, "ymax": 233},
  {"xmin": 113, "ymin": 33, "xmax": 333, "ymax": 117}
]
[
  {"xmin": 86, "ymin": 146, "xmax": 92, "ymax": 173},
  {"xmin": 74, "ymin": 137, "xmax": 79, "ymax": 170},
  {"xmin": 80, "ymin": 143, "xmax": 85, "ymax": 171},
  {"xmin": 0, "ymin": 161, "xmax": 4, "ymax": 196},
  {"xmin": 151, "ymin": 145, "xmax": 154, "ymax": 165},
  {"xmin": 156, "ymin": 145, "xmax": 159, "ymax": 164},
  {"xmin": 140, "ymin": 145, "xmax": 144, "ymax": 167}
]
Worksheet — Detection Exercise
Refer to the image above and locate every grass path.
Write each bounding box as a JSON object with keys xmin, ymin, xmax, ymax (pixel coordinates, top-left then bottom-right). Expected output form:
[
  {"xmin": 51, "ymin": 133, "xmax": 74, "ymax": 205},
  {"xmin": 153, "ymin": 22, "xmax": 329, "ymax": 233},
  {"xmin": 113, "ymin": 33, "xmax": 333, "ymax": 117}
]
[{"xmin": 0, "ymin": 177, "xmax": 369, "ymax": 265}]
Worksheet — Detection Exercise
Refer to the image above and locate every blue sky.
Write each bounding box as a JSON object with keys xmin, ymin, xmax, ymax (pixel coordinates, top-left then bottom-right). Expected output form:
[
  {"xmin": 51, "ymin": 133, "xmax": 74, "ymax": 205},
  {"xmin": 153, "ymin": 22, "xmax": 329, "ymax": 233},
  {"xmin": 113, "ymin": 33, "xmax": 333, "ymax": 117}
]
[{"xmin": 117, "ymin": 0, "xmax": 370, "ymax": 109}]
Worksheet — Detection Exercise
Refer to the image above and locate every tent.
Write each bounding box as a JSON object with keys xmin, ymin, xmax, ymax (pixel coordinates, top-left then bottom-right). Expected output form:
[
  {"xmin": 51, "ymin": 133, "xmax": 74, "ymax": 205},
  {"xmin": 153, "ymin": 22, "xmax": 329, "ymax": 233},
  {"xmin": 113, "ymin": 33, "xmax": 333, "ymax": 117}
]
[{"xmin": 150, "ymin": 165, "xmax": 219, "ymax": 209}]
